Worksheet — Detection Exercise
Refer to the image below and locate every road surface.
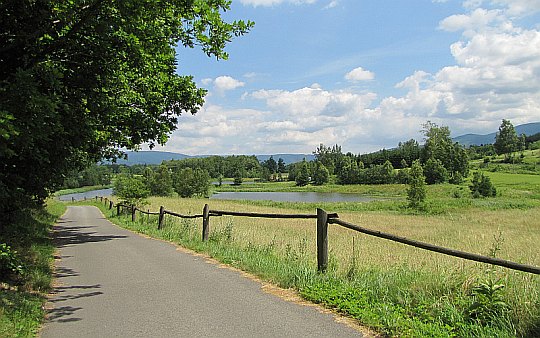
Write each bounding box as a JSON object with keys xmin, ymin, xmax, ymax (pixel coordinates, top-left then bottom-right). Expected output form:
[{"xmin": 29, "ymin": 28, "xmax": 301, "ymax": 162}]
[{"xmin": 41, "ymin": 206, "xmax": 364, "ymax": 337}]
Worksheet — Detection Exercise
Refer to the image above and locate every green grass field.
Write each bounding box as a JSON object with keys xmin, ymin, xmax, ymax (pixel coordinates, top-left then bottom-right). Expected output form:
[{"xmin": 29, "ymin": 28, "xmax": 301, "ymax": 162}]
[{"xmin": 92, "ymin": 169, "xmax": 540, "ymax": 337}]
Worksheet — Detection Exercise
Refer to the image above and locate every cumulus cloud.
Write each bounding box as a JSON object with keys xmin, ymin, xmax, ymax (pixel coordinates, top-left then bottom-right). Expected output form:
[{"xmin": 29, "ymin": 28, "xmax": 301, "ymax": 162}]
[
  {"xmin": 213, "ymin": 76, "xmax": 245, "ymax": 93},
  {"xmin": 160, "ymin": 0, "xmax": 540, "ymax": 155},
  {"xmin": 377, "ymin": 2, "xmax": 540, "ymax": 135},
  {"xmin": 344, "ymin": 67, "xmax": 375, "ymax": 82}
]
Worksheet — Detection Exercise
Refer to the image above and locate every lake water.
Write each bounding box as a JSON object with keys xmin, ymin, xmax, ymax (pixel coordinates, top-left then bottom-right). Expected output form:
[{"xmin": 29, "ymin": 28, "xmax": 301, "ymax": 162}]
[
  {"xmin": 210, "ymin": 191, "xmax": 377, "ymax": 203},
  {"xmin": 58, "ymin": 188, "xmax": 113, "ymax": 201},
  {"xmin": 59, "ymin": 188, "xmax": 378, "ymax": 203}
]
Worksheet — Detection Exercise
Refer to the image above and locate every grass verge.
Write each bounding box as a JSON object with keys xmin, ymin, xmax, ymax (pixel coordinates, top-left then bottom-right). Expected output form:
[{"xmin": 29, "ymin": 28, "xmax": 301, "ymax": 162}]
[{"xmin": 0, "ymin": 200, "xmax": 65, "ymax": 337}]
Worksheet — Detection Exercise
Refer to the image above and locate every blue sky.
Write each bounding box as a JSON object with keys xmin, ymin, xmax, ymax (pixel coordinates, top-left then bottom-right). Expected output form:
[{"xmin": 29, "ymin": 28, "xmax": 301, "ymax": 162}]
[{"xmin": 152, "ymin": 0, "xmax": 540, "ymax": 155}]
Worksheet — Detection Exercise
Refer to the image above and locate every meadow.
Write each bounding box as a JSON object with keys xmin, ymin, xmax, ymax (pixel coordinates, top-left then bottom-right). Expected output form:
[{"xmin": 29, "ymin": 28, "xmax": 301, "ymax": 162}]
[{"xmin": 94, "ymin": 169, "xmax": 540, "ymax": 337}]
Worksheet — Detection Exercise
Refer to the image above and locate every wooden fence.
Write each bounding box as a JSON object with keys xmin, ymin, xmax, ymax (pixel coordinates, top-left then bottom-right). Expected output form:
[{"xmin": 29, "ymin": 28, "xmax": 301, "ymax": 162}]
[{"xmin": 94, "ymin": 196, "xmax": 540, "ymax": 275}]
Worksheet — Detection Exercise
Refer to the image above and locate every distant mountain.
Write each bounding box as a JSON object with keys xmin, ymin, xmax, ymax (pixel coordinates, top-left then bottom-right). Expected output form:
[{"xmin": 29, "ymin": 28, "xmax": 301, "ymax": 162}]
[
  {"xmin": 106, "ymin": 151, "xmax": 191, "ymax": 165},
  {"xmin": 106, "ymin": 151, "xmax": 314, "ymax": 166},
  {"xmin": 453, "ymin": 122, "xmax": 540, "ymax": 146}
]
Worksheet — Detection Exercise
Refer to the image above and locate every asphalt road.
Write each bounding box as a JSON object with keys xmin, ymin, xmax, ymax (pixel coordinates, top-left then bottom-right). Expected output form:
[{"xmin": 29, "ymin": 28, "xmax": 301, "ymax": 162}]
[{"xmin": 41, "ymin": 206, "xmax": 364, "ymax": 337}]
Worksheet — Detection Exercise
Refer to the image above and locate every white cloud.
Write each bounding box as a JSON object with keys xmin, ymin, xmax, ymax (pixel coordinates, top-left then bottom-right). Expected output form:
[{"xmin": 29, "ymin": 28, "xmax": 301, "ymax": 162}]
[
  {"xmin": 439, "ymin": 8, "xmax": 507, "ymax": 34},
  {"xmin": 213, "ymin": 76, "xmax": 245, "ymax": 93},
  {"xmin": 344, "ymin": 67, "xmax": 375, "ymax": 82},
  {"xmin": 324, "ymin": 1, "xmax": 339, "ymax": 9}
]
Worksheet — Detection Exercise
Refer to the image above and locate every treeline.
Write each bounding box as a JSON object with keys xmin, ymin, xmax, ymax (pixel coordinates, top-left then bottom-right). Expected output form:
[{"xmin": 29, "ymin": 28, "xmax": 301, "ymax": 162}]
[{"xmin": 296, "ymin": 121, "xmax": 468, "ymax": 186}]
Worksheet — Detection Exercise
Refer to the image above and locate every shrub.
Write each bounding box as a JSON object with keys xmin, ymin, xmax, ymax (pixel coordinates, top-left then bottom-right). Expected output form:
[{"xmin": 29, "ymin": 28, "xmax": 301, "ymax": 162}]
[
  {"xmin": 470, "ymin": 172, "xmax": 497, "ymax": 198},
  {"xmin": 0, "ymin": 243, "xmax": 24, "ymax": 282},
  {"xmin": 407, "ymin": 160, "xmax": 427, "ymax": 209}
]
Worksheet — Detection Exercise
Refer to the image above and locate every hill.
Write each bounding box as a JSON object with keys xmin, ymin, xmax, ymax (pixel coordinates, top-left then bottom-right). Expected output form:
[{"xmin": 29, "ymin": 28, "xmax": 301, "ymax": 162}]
[
  {"xmin": 107, "ymin": 151, "xmax": 314, "ymax": 166},
  {"xmin": 453, "ymin": 122, "xmax": 540, "ymax": 146}
]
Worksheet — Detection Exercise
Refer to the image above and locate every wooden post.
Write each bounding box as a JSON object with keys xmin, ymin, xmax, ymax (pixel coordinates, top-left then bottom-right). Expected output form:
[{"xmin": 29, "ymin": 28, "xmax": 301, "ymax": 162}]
[
  {"xmin": 72, "ymin": 197, "xmax": 75, "ymax": 202},
  {"xmin": 317, "ymin": 208, "xmax": 329, "ymax": 272},
  {"xmin": 131, "ymin": 205, "xmax": 136, "ymax": 222},
  {"xmin": 202, "ymin": 204, "xmax": 210, "ymax": 241},
  {"xmin": 100, "ymin": 196, "xmax": 103, "ymax": 202},
  {"xmin": 158, "ymin": 206, "xmax": 164, "ymax": 230},
  {"xmin": 117, "ymin": 204, "xmax": 121, "ymax": 216},
  {"xmin": 109, "ymin": 201, "xmax": 113, "ymax": 210}
]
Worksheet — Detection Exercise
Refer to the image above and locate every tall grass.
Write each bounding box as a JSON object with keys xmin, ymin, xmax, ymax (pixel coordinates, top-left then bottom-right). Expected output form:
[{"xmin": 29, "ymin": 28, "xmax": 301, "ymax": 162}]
[
  {"xmin": 93, "ymin": 193, "xmax": 540, "ymax": 337},
  {"xmin": 0, "ymin": 200, "xmax": 65, "ymax": 337}
]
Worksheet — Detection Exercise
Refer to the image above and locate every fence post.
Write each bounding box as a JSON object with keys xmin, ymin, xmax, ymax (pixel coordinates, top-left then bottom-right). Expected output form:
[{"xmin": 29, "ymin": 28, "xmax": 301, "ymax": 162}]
[
  {"xmin": 131, "ymin": 205, "xmax": 136, "ymax": 222},
  {"xmin": 158, "ymin": 206, "xmax": 164, "ymax": 230},
  {"xmin": 72, "ymin": 197, "xmax": 75, "ymax": 202},
  {"xmin": 100, "ymin": 196, "xmax": 103, "ymax": 202},
  {"xmin": 117, "ymin": 204, "xmax": 121, "ymax": 216},
  {"xmin": 202, "ymin": 204, "xmax": 210, "ymax": 241},
  {"xmin": 109, "ymin": 201, "xmax": 113, "ymax": 210},
  {"xmin": 317, "ymin": 208, "xmax": 329, "ymax": 272}
]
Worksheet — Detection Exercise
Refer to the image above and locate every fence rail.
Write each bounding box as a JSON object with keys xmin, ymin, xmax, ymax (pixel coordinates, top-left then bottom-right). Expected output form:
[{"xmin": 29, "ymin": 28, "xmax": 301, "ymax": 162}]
[{"xmin": 94, "ymin": 196, "xmax": 540, "ymax": 275}]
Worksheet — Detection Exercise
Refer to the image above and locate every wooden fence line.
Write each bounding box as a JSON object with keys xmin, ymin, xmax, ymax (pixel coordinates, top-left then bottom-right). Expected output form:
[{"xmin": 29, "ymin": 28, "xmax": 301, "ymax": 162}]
[{"xmin": 95, "ymin": 196, "xmax": 540, "ymax": 275}]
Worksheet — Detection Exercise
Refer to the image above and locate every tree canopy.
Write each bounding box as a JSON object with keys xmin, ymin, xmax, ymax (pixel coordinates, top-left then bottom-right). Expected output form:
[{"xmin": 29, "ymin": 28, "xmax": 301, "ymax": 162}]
[
  {"xmin": 494, "ymin": 119, "xmax": 519, "ymax": 161},
  {"xmin": 0, "ymin": 0, "xmax": 252, "ymax": 221}
]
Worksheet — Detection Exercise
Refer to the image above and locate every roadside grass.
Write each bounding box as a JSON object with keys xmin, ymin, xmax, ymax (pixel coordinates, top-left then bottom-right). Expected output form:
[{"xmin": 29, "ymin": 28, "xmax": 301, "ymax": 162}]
[
  {"xmin": 91, "ymin": 192, "xmax": 540, "ymax": 337},
  {"xmin": 0, "ymin": 200, "xmax": 65, "ymax": 337}
]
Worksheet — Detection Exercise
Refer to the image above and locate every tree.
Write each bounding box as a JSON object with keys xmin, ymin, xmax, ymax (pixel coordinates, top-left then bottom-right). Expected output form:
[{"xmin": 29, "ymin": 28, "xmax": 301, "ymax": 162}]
[
  {"xmin": 277, "ymin": 158, "xmax": 286, "ymax": 174},
  {"xmin": 407, "ymin": 160, "xmax": 427, "ymax": 209},
  {"xmin": 421, "ymin": 121, "xmax": 468, "ymax": 183},
  {"xmin": 295, "ymin": 160, "xmax": 310, "ymax": 186},
  {"xmin": 423, "ymin": 158, "xmax": 448, "ymax": 185},
  {"xmin": 146, "ymin": 165, "xmax": 173, "ymax": 196},
  {"xmin": 0, "ymin": 1, "xmax": 252, "ymax": 224},
  {"xmin": 312, "ymin": 162, "xmax": 329, "ymax": 185},
  {"xmin": 233, "ymin": 170, "xmax": 243, "ymax": 186},
  {"xmin": 113, "ymin": 174, "xmax": 149, "ymax": 207},
  {"xmin": 262, "ymin": 156, "xmax": 278, "ymax": 176},
  {"xmin": 494, "ymin": 119, "xmax": 519, "ymax": 162},
  {"xmin": 174, "ymin": 168, "xmax": 210, "ymax": 198}
]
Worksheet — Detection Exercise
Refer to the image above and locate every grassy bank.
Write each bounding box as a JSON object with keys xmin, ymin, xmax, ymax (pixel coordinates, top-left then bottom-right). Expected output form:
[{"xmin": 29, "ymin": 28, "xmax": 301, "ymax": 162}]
[
  {"xmin": 90, "ymin": 189, "xmax": 540, "ymax": 337},
  {"xmin": 0, "ymin": 200, "xmax": 65, "ymax": 337}
]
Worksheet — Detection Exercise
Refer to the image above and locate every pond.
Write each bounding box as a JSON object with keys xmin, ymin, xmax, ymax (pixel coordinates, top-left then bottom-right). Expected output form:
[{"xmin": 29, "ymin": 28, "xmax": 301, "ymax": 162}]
[
  {"xmin": 58, "ymin": 188, "xmax": 113, "ymax": 201},
  {"xmin": 210, "ymin": 191, "xmax": 378, "ymax": 203},
  {"xmin": 59, "ymin": 188, "xmax": 381, "ymax": 203}
]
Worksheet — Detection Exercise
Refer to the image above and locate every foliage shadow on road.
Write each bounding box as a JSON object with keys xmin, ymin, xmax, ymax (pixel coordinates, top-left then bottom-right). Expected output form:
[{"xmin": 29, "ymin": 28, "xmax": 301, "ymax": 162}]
[{"xmin": 53, "ymin": 224, "xmax": 127, "ymax": 248}]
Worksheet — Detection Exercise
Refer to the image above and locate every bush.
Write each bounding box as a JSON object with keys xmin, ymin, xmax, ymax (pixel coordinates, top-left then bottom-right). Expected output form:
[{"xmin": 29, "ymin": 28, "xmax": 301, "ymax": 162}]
[
  {"xmin": 0, "ymin": 243, "xmax": 24, "ymax": 282},
  {"xmin": 470, "ymin": 172, "xmax": 497, "ymax": 198},
  {"xmin": 407, "ymin": 160, "xmax": 427, "ymax": 209}
]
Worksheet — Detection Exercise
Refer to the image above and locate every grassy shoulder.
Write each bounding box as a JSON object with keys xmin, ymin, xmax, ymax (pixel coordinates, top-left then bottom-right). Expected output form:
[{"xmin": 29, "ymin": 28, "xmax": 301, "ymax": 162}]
[
  {"xmin": 0, "ymin": 200, "xmax": 65, "ymax": 338},
  {"xmin": 89, "ymin": 192, "xmax": 540, "ymax": 337}
]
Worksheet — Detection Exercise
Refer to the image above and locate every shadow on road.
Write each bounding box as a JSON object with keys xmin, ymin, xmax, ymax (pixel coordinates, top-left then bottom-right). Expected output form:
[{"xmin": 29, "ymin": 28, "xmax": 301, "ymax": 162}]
[
  {"xmin": 53, "ymin": 225, "xmax": 127, "ymax": 248},
  {"xmin": 47, "ymin": 283, "xmax": 103, "ymax": 323}
]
